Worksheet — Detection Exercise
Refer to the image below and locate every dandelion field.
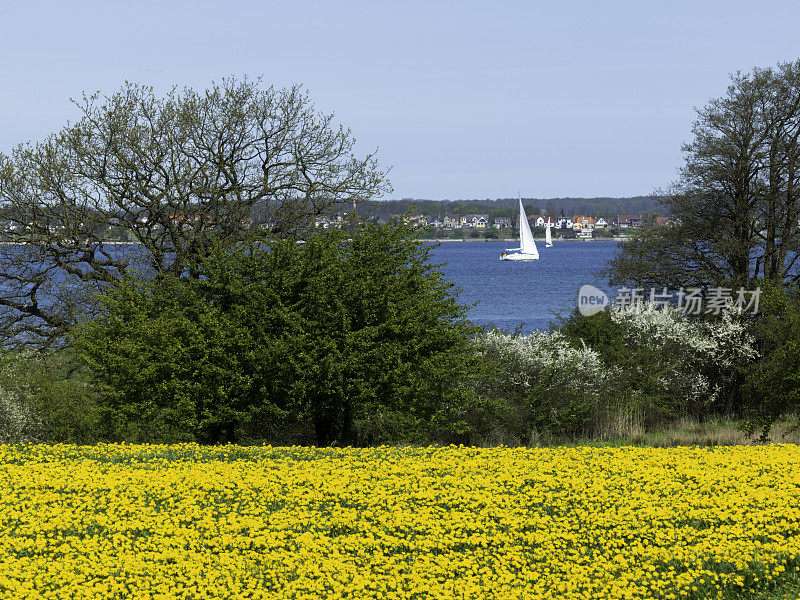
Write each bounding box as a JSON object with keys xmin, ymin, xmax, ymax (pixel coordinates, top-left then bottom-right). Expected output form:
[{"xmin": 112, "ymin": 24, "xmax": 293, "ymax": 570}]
[{"xmin": 2, "ymin": 445, "xmax": 800, "ymax": 599}]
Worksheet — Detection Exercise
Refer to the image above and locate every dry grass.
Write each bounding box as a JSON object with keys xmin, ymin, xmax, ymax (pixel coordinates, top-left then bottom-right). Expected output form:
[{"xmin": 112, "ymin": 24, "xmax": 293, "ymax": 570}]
[
  {"xmin": 595, "ymin": 406, "xmax": 645, "ymax": 441},
  {"xmin": 629, "ymin": 417, "xmax": 800, "ymax": 447},
  {"xmin": 471, "ymin": 410, "xmax": 800, "ymax": 449}
]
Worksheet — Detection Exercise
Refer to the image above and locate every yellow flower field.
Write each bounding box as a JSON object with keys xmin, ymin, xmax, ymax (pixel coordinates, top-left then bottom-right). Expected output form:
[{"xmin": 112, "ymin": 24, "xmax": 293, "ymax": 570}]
[{"xmin": 1, "ymin": 444, "xmax": 799, "ymax": 600}]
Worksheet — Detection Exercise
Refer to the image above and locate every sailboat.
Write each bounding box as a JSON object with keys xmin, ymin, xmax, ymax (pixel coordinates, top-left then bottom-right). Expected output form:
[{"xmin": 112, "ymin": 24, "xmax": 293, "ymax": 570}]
[
  {"xmin": 545, "ymin": 221, "xmax": 553, "ymax": 248},
  {"xmin": 500, "ymin": 198, "xmax": 539, "ymax": 261}
]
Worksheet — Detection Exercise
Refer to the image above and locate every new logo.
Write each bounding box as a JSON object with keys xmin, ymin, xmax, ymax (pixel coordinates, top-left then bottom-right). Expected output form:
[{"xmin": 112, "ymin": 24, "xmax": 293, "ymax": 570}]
[{"xmin": 577, "ymin": 285, "xmax": 609, "ymax": 316}]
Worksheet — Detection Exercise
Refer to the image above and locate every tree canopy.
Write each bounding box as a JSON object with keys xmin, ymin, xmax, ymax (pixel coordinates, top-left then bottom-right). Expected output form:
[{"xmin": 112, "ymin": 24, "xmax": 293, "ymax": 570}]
[
  {"xmin": 607, "ymin": 60, "xmax": 800, "ymax": 289},
  {"xmin": 0, "ymin": 78, "xmax": 390, "ymax": 348}
]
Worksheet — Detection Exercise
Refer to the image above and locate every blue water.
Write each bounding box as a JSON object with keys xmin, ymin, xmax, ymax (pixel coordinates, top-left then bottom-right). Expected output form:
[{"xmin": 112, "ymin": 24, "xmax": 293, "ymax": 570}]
[{"xmin": 429, "ymin": 240, "xmax": 619, "ymax": 333}]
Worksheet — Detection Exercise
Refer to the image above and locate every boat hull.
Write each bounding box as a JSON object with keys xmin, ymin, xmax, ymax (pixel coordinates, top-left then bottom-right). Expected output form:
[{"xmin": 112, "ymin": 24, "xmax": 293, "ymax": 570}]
[{"xmin": 500, "ymin": 252, "xmax": 539, "ymax": 261}]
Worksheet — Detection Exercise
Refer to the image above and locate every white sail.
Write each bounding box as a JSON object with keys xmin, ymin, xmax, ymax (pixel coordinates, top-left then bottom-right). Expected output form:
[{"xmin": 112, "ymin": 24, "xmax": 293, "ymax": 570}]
[
  {"xmin": 545, "ymin": 221, "xmax": 553, "ymax": 247},
  {"xmin": 500, "ymin": 197, "xmax": 540, "ymax": 261},
  {"xmin": 518, "ymin": 199, "xmax": 539, "ymax": 258}
]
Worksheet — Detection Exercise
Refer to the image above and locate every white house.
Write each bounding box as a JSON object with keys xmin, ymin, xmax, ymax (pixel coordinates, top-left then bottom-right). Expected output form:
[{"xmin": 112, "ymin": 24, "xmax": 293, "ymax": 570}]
[
  {"xmin": 556, "ymin": 217, "xmax": 573, "ymax": 229},
  {"xmin": 404, "ymin": 214, "xmax": 427, "ymax": 227},
  {"xmin": 461, "ymin": 214, "xmax": 489, "ymax": 228},
  {"xmin": 442, "ymin": 216, "xmax": 459, "ymax": 229}
]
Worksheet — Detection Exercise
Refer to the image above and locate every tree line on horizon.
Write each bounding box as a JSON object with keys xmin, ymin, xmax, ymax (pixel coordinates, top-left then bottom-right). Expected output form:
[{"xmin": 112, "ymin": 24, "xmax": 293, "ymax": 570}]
[{"xmin": 355, "ymin": 196, "xmax": 664, "ymax": 220}]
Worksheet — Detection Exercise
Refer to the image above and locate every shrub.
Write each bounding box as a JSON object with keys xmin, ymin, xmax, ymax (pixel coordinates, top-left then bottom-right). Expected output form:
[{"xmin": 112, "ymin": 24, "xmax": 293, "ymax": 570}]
[
  {"xmin": 75, "ymin": 221, "xmax": 480, "ymax": 445},
  {"xmin": 744, "ymin": 281, "xmax": 800, "ymax": 437},
  {"xmin": 0, "ymin": 362, "xmax": 42, "ymax": 444},
  {"xmin": 609, "ymin": 305, "xmax": 757, "ymax": 417},
  {"xmin": 558, "ymin": 305, "xmax": 757, "ymax": 427},
  {"xmin": 475, "ymin": 330, "xmax": 616, "ymax": 440},
  {"xmin": 0, "ymin": 350, "xmax": 100, "ymax": 444}
]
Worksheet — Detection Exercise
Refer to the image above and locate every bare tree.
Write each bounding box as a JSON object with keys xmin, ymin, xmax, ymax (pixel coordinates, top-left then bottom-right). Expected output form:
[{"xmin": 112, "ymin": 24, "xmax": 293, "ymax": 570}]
[
  {"xmin": 0, "ymin": 78, "xmax": 391, "ymax": 348},
  {"xmin": 607, "ymin": 60, "xmax": 800, "ymax": 290}
]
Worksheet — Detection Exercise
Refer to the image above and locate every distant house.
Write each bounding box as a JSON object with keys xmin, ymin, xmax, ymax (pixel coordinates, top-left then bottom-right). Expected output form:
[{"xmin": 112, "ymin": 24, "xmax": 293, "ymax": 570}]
[
  {"xmin": 494, "ymin": 216, "xmax": 511, "ymax": 228},
  {"xmin": 594, "ymin": 217, "xmax": 609, "ymax": 229},
  {"xmin": 530, "ymin": 215, "xmax": 556, "ymax": 228},
  {"xmin": 474, "ymin": 214, "xmax": 489, "ymax": 228},
  {"xmin": 556, "ymin": 216, "xmax": 573, "ymax": 229},
  {"xmin": 404, "ymin": 214, "xmax": 427, "ymax": 228},
  {"xmin": 572, "ymin": 215, "xmax": 595, "ymax": 234},
  {"xmin": 461, "ymin": 214, "xmax": 489, "ymax": 228},
  {"xmin": 617, "ymin": 214, "xmax": 643, "ymax": 228},
  {"xmin": 516, "ymin": 215, "xmax": 537, "ymax": 228},
  {"xmin": 655, "ymin": 216, "xmax": 671, "ymax": 226},
  {"xmin": 442, "ymin": 216, "xmax": 459, "ymax": 229},
  {"xmin": 428, "ymin": 216, "xmax": 443, "ymax": 228},
  {"xmin": 530, "ymin": 215, "xmax": 545, "ymax": 227}
]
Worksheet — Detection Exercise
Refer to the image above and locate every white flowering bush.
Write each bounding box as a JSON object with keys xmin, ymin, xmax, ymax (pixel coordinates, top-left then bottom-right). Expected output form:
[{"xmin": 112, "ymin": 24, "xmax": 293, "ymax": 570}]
[
  {"xmin": 610, "ymin": 306, "xmax": 758, "ymax": 414},
  {"xmin": 0, "ymin": 353, "xmax": 43, "ymax": 443},
  {"xmin": 0, "ymin": 350, "xmax": 100, "ymax": 444},
  {"xmin": 476, "ymin": 306, "xmax": 759, "ymax": 442},
  {"xmin": 475, "ymin": 330, "xmax": 618, "ymax": 439},
  {"xmin": 478, "ymin": 330, "xmax": 609, "ymax": 393}
]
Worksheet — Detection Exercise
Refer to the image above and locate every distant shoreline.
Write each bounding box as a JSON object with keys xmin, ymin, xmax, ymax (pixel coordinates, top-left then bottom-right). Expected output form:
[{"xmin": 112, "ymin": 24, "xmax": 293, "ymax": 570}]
[
  {"xmin": 0, "ymin": 238, "xmax": 629, "ymax": 247},
  {"xmin": 425, "ymin": 237, "xmax": 628, "ymax": 243}
]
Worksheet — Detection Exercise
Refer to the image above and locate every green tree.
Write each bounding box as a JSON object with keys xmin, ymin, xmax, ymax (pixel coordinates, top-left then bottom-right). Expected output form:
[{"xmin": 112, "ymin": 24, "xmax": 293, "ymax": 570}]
[
  {"xmin": 744, "ymin": 281, "xmax": 800, "ymax": 437},
  {"xmin": 0, "ymin": 78, "xmax": 389, "ymax": 349},
  {"xmin": 75, "ymin": 221, "xmax": 480, "ymax": 445}
]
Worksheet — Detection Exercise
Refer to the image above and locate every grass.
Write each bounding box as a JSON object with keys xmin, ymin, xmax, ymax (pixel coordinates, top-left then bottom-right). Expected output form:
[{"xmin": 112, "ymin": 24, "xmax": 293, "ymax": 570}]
[
  {"xmin": 630, "ymin": 417, "xmax": 800, "ymax": 448},
  {"xmin": 730, "ymin": 571, "xmax": 800, "ymax": 599},
  {"xmin": 512, "ymin": 417, "xmax": 800, "ymax": 449}
]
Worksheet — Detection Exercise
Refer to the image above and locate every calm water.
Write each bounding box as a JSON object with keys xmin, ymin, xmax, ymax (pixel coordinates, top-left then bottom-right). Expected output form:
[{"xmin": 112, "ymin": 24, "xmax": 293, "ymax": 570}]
[{"xmin": 429, "ymin": 240, "xmax": 619, "ymax": 332}]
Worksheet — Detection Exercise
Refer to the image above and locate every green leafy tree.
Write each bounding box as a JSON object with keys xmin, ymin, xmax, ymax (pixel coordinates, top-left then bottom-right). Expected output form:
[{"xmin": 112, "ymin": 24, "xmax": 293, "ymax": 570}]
[
  {"xmin": 75, "ymin": 221, "xmax": 480, "ymax": 445},
  {"xmin": 607, "ymin": 60, "xmax": 800, "ymax": 290},
  {"xmin": 744, "ymin": 281, "xmax": 800, "ymax": 437},
  {"xmin": 0, "ymin": 77, "xmax": 389, "ymax": 349}
]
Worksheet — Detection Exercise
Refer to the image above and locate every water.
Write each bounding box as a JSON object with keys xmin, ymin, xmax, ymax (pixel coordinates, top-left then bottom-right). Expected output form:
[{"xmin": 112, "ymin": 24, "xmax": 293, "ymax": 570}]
[
  {"xmin": 0, "ymin": 239, "xmax": 619, "ymax": 336},
  {"xmin": 429, "ymin": 240, "xmax": 619, "ymax": 332}
]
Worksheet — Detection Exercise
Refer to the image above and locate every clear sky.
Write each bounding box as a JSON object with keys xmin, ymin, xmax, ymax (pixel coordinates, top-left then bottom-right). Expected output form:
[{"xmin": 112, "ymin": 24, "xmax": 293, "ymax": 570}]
[{"xmin": 1, "ymin": 0, "xmax": 799, "ymax": 200}]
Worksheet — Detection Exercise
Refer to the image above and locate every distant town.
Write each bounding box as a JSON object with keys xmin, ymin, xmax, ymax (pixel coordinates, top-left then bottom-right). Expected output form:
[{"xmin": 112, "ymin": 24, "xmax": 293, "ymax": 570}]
[
  {"xmin": 315, "ymin": 212, "xmax": 673, "ymax": 239},
  {"xmin": 0, "ymin": 196, "xmax": 671, "ymax": 243},
  {"xmin": 335, "ymin": 195, "xmax": 672, "ymax": 238},
  {"xmin": 310, "ymin": 194, "xmax": 673, "ymax": 239}
]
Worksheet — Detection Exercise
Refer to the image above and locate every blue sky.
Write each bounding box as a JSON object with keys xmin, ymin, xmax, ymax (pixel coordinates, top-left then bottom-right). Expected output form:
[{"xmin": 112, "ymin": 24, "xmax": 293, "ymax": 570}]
[{"xmin": 1, "ymin": 0, "xmax": 799, "ymax": 199}]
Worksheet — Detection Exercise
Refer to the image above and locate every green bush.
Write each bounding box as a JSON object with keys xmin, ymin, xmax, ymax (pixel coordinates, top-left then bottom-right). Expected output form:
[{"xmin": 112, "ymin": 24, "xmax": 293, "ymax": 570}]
[
  {"xmin": 744, "ymin": 281, "xmax": 800, "ymax": 437},
  {"xmin": 75, "ymin": 222, "xmax": 480, "ymax": 445},
  {"xmin": 0, "ymin": 350, "xmax": 100, "ymax": 443}
]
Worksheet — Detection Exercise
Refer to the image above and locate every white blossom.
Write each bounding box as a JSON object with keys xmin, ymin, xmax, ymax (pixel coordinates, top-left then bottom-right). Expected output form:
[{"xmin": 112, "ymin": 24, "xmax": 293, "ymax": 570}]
[
  {"xmin": 610, "ymin": 305, "xmax": 757, "ymax": 406},
  {"xmin": 476, "ymin": 330, "xmax": 615, "ymax": 399},
  {"xmin": 0, "ymin": 352, "xmax": 43, "ymax": 443}
]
